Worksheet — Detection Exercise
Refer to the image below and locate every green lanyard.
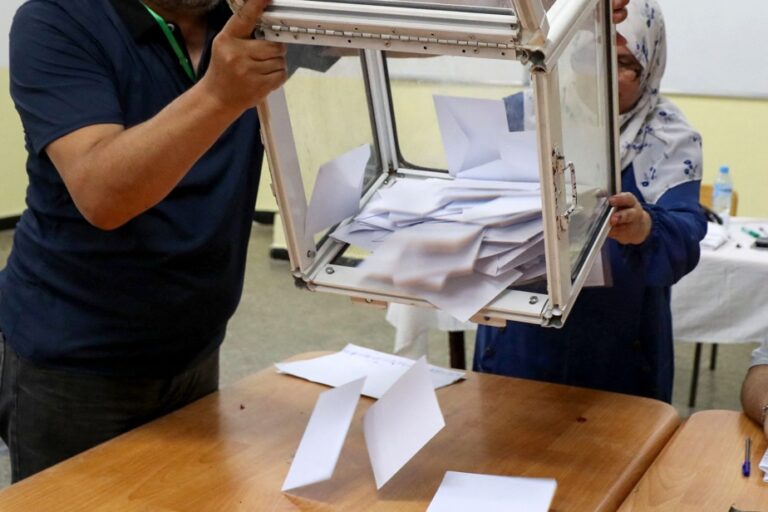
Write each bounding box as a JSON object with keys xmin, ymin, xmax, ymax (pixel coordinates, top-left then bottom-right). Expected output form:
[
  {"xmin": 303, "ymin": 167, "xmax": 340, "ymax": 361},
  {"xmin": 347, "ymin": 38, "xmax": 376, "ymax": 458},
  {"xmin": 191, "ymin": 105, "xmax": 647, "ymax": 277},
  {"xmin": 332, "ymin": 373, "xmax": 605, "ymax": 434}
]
[{"xmin": 142, "ymin": 3, "xmax": 197, "ymax": 83}]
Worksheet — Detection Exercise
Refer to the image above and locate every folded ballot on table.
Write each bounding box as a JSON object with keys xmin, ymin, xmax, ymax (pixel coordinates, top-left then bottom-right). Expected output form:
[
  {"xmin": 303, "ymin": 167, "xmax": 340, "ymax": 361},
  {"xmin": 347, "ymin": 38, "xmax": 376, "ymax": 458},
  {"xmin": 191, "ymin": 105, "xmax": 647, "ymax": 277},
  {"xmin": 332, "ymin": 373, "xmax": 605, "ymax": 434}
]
[
  {"xmin": 427, "ymin": 472, "xmax": 557, "ymax": 512},
  {"xmin": 275, "ymin": 344, "xmax": 465, "ymax": 399}
]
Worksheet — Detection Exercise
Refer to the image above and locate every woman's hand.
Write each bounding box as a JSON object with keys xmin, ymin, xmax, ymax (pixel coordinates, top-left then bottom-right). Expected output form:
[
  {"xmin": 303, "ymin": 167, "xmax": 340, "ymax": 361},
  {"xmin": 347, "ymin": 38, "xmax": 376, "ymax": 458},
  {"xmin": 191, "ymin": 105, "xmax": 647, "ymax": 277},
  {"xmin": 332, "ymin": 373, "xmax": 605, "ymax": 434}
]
[
  {"xmin": 613, "ymin": 0, "xmax": 629, "ymax": 45},
  {"xmin": 613, "ymin": 0, "xmax": 629, "ymax": 23},
  {"xmin": 608, "ymin": 192, "xmax": 652, "ymax": 245}
]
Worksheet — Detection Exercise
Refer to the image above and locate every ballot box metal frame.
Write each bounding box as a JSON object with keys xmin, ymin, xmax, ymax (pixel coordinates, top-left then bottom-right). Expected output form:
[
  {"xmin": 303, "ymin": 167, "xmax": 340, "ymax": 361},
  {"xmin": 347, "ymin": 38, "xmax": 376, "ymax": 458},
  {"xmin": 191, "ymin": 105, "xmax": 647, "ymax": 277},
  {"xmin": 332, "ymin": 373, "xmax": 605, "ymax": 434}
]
[{"xmin": 254, "ymin": 0, "xmax": 621, "ymax": 327}]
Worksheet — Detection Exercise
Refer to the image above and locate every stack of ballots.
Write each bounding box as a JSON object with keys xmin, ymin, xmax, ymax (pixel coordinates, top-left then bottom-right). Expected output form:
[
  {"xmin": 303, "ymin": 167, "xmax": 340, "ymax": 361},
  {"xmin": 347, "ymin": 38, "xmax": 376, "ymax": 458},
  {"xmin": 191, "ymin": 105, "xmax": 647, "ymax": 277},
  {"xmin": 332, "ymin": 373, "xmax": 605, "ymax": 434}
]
[{"xmin": 326, "ymin": 95, "xmax": 545, "ymax": 323}]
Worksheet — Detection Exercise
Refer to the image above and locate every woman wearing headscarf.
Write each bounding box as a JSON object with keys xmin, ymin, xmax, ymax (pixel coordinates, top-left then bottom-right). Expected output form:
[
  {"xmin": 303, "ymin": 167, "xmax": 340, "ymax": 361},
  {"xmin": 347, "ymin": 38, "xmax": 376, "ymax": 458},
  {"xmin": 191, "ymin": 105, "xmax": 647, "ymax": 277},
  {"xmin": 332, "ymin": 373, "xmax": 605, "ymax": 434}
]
[{"xmin": 474, "ymin": 0, "xmax": 707, "ymax": 402}]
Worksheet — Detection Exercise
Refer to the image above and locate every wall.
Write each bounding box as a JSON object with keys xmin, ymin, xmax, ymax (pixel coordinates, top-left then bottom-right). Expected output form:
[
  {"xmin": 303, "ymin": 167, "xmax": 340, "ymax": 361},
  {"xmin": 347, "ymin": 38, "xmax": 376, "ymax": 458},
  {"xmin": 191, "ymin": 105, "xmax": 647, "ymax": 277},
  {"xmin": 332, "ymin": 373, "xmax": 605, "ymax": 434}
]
[
  {"xmin": 671, "ymin": 95, "xmax": 768, "ymax": 217},
  {"xmin": 2, "ymin": 78, "xmax": 768, "ymax": 219},
  {"xmin": 0, "ymin": 69, "xmax": 27, "ymax": 218},
  {"xmin": 254, "ymin": 80, "xmax": 768, "ymax": 217}
]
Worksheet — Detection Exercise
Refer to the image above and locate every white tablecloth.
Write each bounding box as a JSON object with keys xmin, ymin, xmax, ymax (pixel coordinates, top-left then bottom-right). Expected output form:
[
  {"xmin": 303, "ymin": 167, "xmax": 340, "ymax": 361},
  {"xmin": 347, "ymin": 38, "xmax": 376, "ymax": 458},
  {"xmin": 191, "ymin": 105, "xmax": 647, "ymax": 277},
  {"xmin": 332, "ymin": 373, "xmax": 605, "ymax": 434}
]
[{"xmin": 671, "ymin": 218, "xmax": 768, "ymax": 345}]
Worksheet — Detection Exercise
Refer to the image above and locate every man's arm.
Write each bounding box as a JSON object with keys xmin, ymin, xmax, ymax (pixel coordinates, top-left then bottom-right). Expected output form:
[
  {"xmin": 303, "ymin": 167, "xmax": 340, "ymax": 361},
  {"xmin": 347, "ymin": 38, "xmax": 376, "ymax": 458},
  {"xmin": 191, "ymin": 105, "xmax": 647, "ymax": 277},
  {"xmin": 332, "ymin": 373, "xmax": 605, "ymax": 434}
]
[
  {"xmin": 45, "ymin": 0, "xmax": 285, "ymax": 231},
  {"xmin": 742, "ymin": 362, "xmax": 768, "ymax": 439}
]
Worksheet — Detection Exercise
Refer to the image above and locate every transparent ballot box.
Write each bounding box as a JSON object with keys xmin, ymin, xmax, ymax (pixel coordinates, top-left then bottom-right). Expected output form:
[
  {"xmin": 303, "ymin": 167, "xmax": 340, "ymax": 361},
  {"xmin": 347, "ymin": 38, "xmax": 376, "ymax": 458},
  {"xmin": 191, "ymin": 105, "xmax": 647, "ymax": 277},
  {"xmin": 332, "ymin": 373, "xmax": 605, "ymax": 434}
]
[{"xmin": 251, "ymin": 0, "xmax": 620, "ymax": 327}]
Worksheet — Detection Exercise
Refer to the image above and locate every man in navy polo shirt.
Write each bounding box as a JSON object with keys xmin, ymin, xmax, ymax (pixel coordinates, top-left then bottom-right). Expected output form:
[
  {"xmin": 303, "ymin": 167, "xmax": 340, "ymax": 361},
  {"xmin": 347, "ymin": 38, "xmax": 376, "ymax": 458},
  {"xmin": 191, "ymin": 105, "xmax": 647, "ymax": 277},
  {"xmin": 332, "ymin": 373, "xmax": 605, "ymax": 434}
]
[{"xmin": 0, "ymin": 0, "xmax": 285, "ymax": 481}]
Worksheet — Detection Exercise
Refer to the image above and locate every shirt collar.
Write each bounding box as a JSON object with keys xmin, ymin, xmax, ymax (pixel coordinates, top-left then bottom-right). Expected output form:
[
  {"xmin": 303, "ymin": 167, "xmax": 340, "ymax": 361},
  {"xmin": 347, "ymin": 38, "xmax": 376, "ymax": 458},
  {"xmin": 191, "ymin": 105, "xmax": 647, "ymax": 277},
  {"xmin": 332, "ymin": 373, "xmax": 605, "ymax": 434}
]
[{"xmin": 109, "ymin": 0, "xmax": 232, "ymax": 41}]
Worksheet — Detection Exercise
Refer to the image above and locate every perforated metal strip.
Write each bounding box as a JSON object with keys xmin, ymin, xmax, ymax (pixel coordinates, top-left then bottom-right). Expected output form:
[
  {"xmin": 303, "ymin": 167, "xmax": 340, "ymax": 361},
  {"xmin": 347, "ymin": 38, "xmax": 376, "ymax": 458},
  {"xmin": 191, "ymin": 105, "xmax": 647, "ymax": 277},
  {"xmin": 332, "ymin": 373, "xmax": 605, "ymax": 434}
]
[{"xmin": 268, "ymin": 24, "xmax": 519, "ymax": 50}]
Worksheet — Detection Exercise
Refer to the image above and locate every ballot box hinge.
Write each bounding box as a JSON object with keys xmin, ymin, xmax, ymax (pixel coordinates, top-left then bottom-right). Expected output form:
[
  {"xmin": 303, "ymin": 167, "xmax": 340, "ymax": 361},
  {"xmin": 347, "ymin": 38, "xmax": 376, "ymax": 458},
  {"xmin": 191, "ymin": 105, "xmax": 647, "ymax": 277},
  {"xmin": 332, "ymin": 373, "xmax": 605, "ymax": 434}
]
[
  {"xmin": 552, "ymin": 147, "xmax": 578, "ymax": 233},
  {"xmin": 264, "ymin": 24, "xmax": 521, "ymax": 56},
  {"xmin": 542, "ymin": 305, "xmax": 564, "ymax": 328}
]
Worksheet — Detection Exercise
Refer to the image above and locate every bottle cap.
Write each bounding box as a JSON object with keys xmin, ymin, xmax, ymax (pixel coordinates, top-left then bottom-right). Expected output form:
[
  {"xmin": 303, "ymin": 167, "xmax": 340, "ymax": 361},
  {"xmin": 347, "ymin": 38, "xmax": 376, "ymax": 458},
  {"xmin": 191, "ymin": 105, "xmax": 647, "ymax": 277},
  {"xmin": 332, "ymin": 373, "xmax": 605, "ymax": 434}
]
[{"xmin": 720, "ymin": 166, "xmax": 730, "ymax": 174}]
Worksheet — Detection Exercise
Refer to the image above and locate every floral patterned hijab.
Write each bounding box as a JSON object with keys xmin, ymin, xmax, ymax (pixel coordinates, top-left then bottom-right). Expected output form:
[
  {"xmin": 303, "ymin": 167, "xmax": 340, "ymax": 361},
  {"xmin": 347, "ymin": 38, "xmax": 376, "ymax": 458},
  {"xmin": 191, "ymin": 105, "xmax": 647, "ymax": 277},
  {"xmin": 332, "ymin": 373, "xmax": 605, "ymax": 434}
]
[{"xmin": 619, "ymin": 0, "xmax": 702, "ymax": 204}]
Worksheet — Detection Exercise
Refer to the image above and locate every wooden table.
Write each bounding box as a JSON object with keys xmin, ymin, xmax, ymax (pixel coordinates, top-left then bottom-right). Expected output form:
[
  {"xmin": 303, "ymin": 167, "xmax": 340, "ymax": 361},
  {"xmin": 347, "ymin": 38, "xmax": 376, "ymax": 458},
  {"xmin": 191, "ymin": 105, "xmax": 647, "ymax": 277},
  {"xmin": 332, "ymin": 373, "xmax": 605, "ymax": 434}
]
[
  {"xmin": 0, "ymin": 353, "xmax": 680, "ymax": 511},
  {"xmin": 619, "ymin": 410, "xmax": 768, "ymax": 511}
]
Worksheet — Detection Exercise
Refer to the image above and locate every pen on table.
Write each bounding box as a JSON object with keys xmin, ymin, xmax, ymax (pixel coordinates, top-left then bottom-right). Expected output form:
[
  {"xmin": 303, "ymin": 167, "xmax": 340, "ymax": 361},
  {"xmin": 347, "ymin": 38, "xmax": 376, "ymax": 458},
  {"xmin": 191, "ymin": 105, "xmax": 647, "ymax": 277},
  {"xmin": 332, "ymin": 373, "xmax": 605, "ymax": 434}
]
[
  {"xmin": 741, "ymin": 227, "xmax": 761, "ymax": 239},
  {"xmin": 742, "ymin": 437, "xmax": 751, "ymax": 477}
]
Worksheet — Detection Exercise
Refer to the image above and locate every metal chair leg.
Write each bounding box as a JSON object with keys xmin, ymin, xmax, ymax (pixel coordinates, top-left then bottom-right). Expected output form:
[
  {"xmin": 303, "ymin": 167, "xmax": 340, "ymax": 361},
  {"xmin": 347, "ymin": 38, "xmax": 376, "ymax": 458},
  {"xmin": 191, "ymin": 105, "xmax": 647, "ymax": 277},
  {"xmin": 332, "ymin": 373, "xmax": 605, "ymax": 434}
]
[
  {"xmin": 689, "ymin": 342, "xmax": 703, "ymax": 408},
  {"xmin": 709, "ymin": 343, "xmax": 718, "ymax": 371},
  {"xmin": 448, "ymin": 331, "xmax": 466, "ymax": 370}
]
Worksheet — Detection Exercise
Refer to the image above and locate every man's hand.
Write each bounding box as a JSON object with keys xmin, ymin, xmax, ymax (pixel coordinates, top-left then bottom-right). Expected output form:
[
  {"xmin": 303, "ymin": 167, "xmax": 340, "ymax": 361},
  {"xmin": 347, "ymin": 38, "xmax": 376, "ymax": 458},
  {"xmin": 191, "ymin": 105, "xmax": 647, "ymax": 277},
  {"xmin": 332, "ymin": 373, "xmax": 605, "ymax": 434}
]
[
  {"xmin": 608, "ymin": 192, "xmax": 652, "ymax": 245},
  {"xmin": 46, "ymin": 0, "xmax": 287, "ymax": 230},
  {"xmin": 201, "ymin": 0, "xmax": 287, "ymax": 114}
]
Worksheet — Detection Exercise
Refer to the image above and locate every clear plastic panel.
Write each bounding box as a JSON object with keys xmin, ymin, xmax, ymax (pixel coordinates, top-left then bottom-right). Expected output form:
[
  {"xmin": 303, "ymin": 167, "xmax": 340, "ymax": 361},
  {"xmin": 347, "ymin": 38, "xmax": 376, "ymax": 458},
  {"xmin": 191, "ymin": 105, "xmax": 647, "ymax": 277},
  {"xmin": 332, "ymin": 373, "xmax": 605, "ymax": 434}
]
[
  {"xmin": 387, "ymin": 55, "xmax": 530, "ymax": 171},
  {"xmin": 281, "ymin": 48, "xmax": 381, "ymax": 248},
  {"xmin": 386, "ymin": 54, "xmax": 548, "ymax": 291},
  {"xmin": 554, "ymin": 6, "xmax": 615, "ymax": 277}
]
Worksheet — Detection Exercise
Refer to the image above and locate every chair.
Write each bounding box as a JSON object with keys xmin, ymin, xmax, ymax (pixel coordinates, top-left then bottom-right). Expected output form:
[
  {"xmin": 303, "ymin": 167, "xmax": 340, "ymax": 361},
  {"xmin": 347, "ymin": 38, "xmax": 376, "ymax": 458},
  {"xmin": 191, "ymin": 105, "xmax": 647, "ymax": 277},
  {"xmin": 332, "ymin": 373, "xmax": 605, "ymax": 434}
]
[
  {"xmin": 699, "ymin": 183, "xmax": 739, "ymax": 214},
  {"xmin": 687, "ymin": 184, "xmax": 738, "ymax": 408}
]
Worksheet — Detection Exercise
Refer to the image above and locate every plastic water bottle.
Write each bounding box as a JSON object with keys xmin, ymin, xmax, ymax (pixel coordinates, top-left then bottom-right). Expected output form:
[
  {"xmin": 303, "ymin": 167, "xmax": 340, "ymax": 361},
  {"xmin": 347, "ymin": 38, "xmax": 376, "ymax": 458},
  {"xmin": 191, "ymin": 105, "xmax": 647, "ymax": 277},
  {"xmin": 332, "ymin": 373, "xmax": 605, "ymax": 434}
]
[{"xmin": 712, "ymin": 166, "xmax": 733, "ymax": 228}]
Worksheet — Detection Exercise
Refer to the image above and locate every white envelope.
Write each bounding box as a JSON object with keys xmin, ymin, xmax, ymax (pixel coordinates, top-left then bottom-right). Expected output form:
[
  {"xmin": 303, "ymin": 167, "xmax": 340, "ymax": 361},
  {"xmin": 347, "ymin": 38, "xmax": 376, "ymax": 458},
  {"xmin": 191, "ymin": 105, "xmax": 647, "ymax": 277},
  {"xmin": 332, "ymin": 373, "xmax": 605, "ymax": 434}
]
[
  {"xmin": 434, "ymin": 95, "xmax": 506, "ymax": 177},
  {"xmin": 305, "ymin": 144, "xmax": 371, "ymax": 236},
  {"xmin": 427, "ymin": 471, "xmax": 557, "ymax": 512},
  {"xmin": 434, "ymin": 95, "xmax": 540, "ymax": 182},
  {"xmin": 363, "ymin": 357, "xmax": 446, "ymax": 490},
  {"xmin": 281, "ymin": 377, "xmax": 365, "ymax": 492}
]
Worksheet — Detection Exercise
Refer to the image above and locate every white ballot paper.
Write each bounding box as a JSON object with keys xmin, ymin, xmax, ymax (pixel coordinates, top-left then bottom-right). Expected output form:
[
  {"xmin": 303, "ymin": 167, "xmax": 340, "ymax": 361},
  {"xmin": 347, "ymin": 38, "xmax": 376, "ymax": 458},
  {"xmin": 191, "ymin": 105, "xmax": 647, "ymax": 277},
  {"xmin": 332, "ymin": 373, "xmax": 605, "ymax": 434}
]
[
  {"xmin": 434, "ymin": 95, "xmax": 539, "ymax": 182},
  {"xmin": 275, "ymin": 344, "xmax": 465, "ymax": 399},
  {"xmin": 760, "ymin": 447, "xmax": 768, "ymax": 483},
  {"xmin": 427, "ymin": 472, "xmax": 557, "ymax": 512},
  {"xmin": 306, "ymin": 144, "xmax": 371, "ymax": 236},
  {"xmin": 363, "ymin": 357, "xmax": 445, "ymax": 490},
  {"xmin": 282, "ymin": 377, "xmax": 365, "ymax": 492}
]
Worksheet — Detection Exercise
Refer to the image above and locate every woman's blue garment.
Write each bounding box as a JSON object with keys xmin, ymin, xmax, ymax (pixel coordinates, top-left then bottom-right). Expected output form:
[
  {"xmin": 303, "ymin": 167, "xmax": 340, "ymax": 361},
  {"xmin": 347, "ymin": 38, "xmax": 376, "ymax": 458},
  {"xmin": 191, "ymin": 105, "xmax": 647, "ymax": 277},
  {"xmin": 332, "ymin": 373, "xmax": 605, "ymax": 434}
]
[{"xmin": 473, "ymin": 166, "xmax": 706, "ymax": 402}]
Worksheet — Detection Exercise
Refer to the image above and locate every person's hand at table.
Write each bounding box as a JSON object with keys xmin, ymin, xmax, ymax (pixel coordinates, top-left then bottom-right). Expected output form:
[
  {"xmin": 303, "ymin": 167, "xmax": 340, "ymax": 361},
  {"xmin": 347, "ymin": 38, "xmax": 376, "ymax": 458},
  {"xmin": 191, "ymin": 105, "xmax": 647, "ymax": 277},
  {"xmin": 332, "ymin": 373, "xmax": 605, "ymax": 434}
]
[
  {"xmin": 741, "ymin": 359, "xmax": 768, "ymax": 441},
  {"xmin": 608, "ymin": 192, "xmax": 652, "ymax": 245}
]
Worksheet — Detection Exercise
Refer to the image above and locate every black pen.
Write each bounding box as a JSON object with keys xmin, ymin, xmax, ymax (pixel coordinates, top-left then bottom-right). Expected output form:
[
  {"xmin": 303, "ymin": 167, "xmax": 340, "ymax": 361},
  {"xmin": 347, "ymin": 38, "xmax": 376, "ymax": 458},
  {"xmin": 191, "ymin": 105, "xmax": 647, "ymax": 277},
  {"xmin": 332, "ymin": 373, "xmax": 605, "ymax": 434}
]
[{"xmin": 742, "ymin": 437, "xmax": 751, "ymax": 477}]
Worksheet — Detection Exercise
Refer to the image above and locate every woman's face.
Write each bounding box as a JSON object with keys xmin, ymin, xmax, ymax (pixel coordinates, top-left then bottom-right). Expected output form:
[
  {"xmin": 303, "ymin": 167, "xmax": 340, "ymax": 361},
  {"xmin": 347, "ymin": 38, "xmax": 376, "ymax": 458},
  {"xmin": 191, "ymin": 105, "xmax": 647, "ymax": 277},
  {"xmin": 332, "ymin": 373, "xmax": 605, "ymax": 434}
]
[{"xmin": 617, "ymin": 45, "xmax": 644, "ymax": 114}]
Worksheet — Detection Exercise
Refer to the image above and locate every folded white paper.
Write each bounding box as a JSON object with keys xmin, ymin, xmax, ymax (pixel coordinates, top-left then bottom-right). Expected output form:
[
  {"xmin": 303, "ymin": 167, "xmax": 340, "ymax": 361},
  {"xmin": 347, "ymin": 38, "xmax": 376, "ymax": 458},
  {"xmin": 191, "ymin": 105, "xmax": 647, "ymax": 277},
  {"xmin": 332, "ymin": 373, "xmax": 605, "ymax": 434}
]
[
  {"xmin": 760, "ymin": 447, "xmax": 768, "ymax": 483},
  {"xmin": 427, "ymin": 472, "xmax": 557, "ymax": 512},
  {"xmin": 306, "ymin": 144, "xmax": 371, "ymax": 236},
  {"xmin": 363, "ymin": 357, "xmax": 446, "ymax": 490},
  {"xmin": 701, "ymin": 221, "xmax": 728, "ymax": 251},
  {"xmin": 282, "ymin": 377, "xmax": 365, "ymax": 491},
  {"xmin": 434, "ymin": 95, "xmax": 539, "ymax": 182},
  {"xmin": 275, "ymin": 344, "xmax": 465, "ymax": 399}
]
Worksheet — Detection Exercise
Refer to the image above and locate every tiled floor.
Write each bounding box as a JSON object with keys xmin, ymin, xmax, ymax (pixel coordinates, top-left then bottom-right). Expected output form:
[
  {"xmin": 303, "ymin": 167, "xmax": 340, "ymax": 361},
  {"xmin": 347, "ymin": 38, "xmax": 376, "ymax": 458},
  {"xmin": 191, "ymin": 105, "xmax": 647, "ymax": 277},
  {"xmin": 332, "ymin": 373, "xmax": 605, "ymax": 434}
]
[{"xmin": 0, "ymin": 224, "xmax": 756, "ymax": 489}]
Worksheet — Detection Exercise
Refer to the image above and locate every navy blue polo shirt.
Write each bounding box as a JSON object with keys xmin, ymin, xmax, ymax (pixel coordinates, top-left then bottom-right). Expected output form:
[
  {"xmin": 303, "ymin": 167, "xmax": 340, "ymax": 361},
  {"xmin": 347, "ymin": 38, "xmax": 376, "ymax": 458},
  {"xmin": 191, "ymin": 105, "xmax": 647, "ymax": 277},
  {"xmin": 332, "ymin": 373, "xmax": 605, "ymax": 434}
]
[{"xmin": 0, "ymin": 0, "xmax": 263, "ymax": 376}]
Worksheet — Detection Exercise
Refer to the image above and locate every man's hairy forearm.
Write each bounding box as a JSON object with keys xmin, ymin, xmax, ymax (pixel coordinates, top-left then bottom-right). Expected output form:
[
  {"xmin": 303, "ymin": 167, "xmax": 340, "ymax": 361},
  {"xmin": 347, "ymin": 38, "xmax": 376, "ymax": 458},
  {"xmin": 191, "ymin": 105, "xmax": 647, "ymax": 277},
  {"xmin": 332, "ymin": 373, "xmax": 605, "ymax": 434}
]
[
  {"xmin": 741, "ymin": 365, "xmax": 768, "ymax": 426},
  {"xmin": 49, "ymin": 84, "xmax": 244, "ymax": 230}
]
